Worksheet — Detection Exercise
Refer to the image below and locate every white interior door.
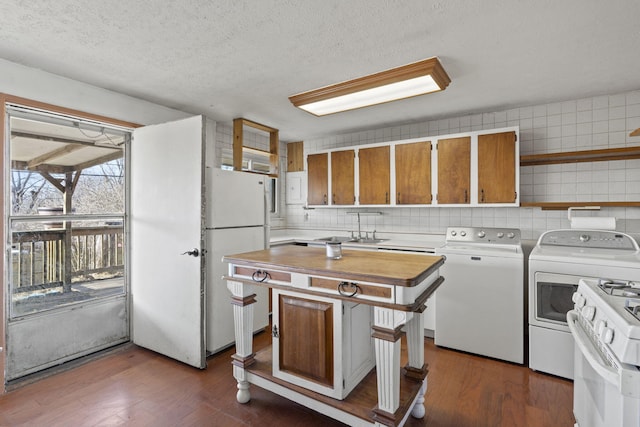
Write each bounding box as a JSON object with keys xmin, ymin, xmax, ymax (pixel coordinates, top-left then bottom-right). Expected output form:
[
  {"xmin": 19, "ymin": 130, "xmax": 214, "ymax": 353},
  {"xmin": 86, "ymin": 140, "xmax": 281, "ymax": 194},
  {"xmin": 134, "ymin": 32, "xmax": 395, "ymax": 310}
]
[{"xmin": 130, "ymin": 115, "xmax": 206, "ymax": 368}]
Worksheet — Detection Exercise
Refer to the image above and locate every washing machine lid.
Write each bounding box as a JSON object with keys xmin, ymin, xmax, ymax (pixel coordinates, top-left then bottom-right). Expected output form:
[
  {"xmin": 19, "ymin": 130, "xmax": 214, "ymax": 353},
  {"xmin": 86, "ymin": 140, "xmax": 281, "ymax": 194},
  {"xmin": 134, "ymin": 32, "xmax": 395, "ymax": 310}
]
[{"xmin": 437, "ymin": 244, "xmax": 522, "ymax": 257}]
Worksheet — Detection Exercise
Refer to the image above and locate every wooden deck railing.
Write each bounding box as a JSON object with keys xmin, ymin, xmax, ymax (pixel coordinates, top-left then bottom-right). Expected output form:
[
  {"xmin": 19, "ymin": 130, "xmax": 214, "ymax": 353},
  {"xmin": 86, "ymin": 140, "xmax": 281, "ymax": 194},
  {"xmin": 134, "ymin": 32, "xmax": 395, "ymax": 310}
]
[{"xmin": 11, "ymin": 226, "xmax": 124, "ymax": 292}]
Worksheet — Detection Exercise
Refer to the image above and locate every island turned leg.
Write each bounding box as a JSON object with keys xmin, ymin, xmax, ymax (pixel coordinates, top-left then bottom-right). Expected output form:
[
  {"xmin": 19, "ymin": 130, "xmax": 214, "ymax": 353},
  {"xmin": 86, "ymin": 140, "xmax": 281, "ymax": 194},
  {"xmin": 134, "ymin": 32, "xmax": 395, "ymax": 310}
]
[
  {"xmin": 227, "ymin": 279, "xmax": 257, "ymax": 404},
  {"xmin": 404, "ymin": 309, "xmax": 428, "ymax": 418},
  {"xmin": 371, "ymin": 306, "xmax": 405, "ymax": 425}
]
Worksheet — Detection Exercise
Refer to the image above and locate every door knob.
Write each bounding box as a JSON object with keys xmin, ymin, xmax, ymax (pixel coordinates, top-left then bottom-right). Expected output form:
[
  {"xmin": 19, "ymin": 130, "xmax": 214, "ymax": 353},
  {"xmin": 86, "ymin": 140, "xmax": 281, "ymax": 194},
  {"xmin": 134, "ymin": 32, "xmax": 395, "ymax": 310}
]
[{"xmin": 182, "ymin": 248, "xmax": 199, "ymax": 257}]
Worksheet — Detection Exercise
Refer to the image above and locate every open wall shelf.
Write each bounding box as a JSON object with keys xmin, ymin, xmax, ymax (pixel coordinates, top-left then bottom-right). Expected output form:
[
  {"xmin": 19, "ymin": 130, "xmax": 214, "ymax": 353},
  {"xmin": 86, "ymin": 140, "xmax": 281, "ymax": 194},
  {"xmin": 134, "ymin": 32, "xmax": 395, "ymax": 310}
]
[
  {"xmin": 520, "ymin": 201, "xmax": 640, "ymax": 210},
  {"xmin": 520, "ymin": 146, "xmax": 640, "ymax": 209},
  {"xmin": 520, "ymin": 146, "xmax": 640, "ymax": 167}
]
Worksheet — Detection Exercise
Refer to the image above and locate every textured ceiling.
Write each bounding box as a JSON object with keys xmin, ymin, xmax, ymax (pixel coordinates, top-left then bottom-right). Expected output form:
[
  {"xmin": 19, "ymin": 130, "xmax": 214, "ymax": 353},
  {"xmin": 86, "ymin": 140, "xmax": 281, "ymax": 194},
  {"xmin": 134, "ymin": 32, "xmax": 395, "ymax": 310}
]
[{"xmin": 1, "ymin": 0, "xmax": 639, "ymax": 141}]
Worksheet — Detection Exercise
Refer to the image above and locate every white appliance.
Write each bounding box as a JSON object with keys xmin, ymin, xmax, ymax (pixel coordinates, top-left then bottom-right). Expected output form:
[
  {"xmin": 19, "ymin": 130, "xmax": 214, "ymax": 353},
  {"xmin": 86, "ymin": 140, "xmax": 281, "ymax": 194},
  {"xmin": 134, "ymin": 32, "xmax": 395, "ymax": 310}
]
[
  {"xmin": 435, "ymin": 227, "xmax": 524, "ymax": 363},
  {"xmin": 529, "ymin": 230, "xmax": 640, "ymax": 380},
  {"xmin": 206, "ymin": 168, "xmax": 269, "ymax": 354},
  {"xmin": 568, "ymin": 278, "xmax": 640, "ymax": 427}
]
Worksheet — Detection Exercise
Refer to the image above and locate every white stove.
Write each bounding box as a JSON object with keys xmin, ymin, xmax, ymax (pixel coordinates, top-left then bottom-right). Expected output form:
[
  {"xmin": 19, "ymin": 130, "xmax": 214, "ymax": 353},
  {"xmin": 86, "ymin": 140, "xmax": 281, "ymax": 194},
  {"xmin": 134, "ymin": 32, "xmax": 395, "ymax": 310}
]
[
  {"xmin": 569, "ymin": 278, "xmax": 640, "ymax": 427},
  {"xmin": 574, "ymin": 278, "xmax": 640, "ymax": 367}
]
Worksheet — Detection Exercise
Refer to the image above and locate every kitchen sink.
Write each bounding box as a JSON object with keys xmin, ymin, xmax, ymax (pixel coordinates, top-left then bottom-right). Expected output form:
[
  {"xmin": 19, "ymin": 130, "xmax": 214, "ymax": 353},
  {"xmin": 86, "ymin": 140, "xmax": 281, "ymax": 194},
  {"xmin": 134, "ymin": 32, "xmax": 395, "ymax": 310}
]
[
  {"xmin": 352, "ymin": 238, "xmax": 388, "ymax": 244},
  {"xmin": 314, "ymin": 236, "xmax": 356, "ymax": 243},
  {"xmin": 314, "ymin": 236, "xmax": 388, "ymax": 244}
]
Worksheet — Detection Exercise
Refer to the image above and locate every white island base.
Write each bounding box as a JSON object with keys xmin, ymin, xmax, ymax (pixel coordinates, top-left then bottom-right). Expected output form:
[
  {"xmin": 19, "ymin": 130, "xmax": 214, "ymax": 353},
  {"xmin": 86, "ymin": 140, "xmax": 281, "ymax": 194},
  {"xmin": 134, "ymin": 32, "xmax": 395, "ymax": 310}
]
[
  {"xmin": 239, "ymin": 345, "xmax": 427, "ymax": 427},
  {"xmin": 224, "ymin": 246, "xmax": 443, "ymax": 427}
]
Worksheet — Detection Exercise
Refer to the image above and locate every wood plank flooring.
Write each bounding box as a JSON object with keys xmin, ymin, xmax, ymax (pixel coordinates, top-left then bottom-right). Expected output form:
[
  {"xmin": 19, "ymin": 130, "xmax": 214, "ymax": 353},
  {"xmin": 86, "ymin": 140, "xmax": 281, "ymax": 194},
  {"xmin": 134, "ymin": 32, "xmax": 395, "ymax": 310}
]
[{"xmin": 0, "ymin": 332, "xmax": 574, "ymax": 426}]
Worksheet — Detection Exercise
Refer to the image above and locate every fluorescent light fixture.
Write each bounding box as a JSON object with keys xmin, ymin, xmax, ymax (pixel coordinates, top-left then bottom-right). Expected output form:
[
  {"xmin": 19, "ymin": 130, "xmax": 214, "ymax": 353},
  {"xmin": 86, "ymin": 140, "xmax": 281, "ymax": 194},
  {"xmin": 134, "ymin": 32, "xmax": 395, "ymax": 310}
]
[{"xmin": 289, "ymin": 57, "xmax": 450, "ymax": 116}]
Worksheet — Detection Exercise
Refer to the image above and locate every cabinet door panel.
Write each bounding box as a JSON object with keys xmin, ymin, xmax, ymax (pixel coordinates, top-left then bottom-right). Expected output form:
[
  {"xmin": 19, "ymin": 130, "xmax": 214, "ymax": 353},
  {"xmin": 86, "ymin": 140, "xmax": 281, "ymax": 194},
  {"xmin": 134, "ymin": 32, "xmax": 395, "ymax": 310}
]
[
  {"xmin": 478, "ymin": 132, "xmax": 516, "ymax": 203},
  {"xmin": 359, "ymin": 146, "xmax": 390, "ymax": 205},
  {"xmin": 331, "ymin": 150, "xmax": 355, "ymax": 205},
  {"xmin": 396, "ymin": 141, "xmax": 431, "ymax": 204},
  {"xmin": 279, "ymin": 294, "xmax": 334, "ymax": 387},
  {"xmin": 307, "ymin": 153, "xmax": 328, "ymax": 205},
  {"xmin": 437, "ymin": 137, "xmax": 471, "ymax": 204}
]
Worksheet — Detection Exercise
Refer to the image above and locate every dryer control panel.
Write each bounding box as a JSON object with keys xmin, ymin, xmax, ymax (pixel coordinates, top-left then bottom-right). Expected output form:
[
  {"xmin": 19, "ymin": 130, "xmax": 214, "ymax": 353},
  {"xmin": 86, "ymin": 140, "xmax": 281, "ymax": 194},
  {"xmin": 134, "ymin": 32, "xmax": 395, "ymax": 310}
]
[{"xmin": 538, "ymin": 230, "xmax": 638, "ymax": 251}]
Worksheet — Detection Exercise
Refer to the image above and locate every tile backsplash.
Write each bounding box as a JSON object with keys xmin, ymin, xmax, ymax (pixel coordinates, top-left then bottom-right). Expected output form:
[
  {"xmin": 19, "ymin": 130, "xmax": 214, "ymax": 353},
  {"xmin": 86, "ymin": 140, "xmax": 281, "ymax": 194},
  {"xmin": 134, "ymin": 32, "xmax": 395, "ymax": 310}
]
[{"xmin": 281, "ymin": 89, "xmax": 640, "ymax": 241}]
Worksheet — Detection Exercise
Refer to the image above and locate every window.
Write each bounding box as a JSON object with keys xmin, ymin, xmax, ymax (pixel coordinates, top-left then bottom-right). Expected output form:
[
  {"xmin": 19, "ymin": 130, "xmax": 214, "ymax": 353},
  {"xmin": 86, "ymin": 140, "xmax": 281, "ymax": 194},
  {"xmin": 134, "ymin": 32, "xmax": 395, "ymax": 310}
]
[{"xmin": 7, "ymin": 106, "xmax": 128, "ymax": 317}]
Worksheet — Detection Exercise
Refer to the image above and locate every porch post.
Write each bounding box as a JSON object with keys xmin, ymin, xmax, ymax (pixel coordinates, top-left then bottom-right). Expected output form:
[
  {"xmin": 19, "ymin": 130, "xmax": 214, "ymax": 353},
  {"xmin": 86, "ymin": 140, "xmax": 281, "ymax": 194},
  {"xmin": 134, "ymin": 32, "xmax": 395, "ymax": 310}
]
[{"xmin": 62, "ymin": 172, "xmax": 73, "ymax": 292}]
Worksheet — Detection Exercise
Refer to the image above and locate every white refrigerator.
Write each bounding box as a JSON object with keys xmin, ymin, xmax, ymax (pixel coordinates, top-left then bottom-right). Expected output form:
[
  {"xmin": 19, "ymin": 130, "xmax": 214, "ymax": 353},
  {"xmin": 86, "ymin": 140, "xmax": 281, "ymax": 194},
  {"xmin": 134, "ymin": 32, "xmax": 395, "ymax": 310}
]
[{"xmin": 206, "ymin": 168, "xmax": 270, "ymax": 354}]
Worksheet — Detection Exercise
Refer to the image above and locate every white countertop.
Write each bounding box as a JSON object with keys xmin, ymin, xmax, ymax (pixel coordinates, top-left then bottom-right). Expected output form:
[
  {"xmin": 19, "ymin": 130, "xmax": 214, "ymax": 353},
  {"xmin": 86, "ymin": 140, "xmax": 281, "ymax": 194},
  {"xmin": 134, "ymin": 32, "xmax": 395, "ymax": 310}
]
[{"xmin": 270, "ymin": 228, "xmax": 445, "ymax": 252}]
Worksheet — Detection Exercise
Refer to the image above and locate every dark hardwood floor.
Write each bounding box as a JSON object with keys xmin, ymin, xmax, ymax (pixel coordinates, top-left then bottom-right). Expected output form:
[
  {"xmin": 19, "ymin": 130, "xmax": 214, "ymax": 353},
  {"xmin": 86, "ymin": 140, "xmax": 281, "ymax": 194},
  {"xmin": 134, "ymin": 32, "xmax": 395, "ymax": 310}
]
[{"xmin": 0, "ymin": 332, "xmax": 574, "ymax": 426}]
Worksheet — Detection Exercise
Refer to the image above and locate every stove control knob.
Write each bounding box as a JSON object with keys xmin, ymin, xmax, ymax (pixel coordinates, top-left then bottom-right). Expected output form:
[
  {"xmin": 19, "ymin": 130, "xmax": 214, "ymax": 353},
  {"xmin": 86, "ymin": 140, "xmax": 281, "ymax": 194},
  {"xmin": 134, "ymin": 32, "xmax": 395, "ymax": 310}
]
[
  {"xmin": 507, "ymin": 232, "xmax": 515, "ymax": 239},
  {"xmin": 460, "ymin": 231, "xmax": 467, "ymax": 237},
  {"xmin": 596, "ymin": 320, "xmax": 607, "ymax": 334},
  {"xmin": 581, "ymin": 305, "xmax": 596, "ymax": 321},
  {"xmin": 477, "ymin": 231, "xmax": 486, "ymax": 238},
  {"xmin": 601, "ymin": 327, "xmax": 615, "ymax": 344},
  {"xmin": 450, "ymin": 231, "xmax": 457, "ymax": 237},
  {"xmin": 580, "ymin": 234, "xmax": 591, "ymax": 242},
  {"xmin": 572, "ymin": 292, "xmax": 586, "ymax": 308},
  {"xmin": 497, "ymin": 232, "xmax": 504, "ymax": 238}
]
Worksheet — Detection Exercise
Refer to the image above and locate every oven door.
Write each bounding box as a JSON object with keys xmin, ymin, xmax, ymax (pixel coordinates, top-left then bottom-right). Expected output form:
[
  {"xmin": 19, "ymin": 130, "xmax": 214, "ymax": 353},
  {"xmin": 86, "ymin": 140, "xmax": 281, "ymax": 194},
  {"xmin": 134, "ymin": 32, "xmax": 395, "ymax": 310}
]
[
  {"xmin": 532, "ymin": 272, "xmax": 584, "ymax": 330},
  {"xmin": 568, "ymin": 311, "xmax": 640, "ymax": 427}
]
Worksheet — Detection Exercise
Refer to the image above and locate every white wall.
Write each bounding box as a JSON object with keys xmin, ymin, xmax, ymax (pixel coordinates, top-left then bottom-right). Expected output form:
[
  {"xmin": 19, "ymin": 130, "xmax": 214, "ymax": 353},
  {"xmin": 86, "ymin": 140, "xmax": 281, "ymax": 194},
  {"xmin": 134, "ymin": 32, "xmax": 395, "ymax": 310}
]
[
  {"xmin": 0, "ymin": 58, "xmax": 190, "ymax": 125},
  {"xmin": 285, "ymin": 89, "xmax": 640, "ymax": 241}
]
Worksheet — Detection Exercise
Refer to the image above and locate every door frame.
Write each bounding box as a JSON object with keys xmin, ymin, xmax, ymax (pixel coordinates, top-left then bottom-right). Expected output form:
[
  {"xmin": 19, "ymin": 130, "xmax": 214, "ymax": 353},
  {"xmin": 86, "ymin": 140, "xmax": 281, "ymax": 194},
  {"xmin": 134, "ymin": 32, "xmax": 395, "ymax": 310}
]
[{"xmin": 0, "ymin": 93, "xmax": 140, "ymax": 393}]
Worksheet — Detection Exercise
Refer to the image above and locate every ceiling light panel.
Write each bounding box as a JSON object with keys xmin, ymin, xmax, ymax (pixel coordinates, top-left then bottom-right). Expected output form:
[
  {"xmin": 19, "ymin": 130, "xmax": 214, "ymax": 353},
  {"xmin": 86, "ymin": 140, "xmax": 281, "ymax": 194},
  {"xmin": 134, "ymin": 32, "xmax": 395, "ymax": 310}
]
[{"xmin": 289, "ymin": 57, "xmax": 451, "ymax": 116}]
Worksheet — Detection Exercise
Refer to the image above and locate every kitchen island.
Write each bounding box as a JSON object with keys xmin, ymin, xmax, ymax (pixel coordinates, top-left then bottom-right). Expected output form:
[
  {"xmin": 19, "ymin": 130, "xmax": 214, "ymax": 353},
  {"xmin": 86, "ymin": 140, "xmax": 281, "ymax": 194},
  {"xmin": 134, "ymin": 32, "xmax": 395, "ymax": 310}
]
[{"xmin": 223, "ymin": 245, "xmax": 444, "ymax": 427}]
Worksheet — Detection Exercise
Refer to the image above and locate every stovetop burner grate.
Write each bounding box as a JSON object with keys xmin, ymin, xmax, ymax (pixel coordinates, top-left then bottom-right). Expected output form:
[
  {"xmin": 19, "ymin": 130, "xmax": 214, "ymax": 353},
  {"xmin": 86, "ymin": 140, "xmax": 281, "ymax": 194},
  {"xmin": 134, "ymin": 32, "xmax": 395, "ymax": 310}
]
[
  {"xmin": 598, "ymin": 279, "xmax": 640, "ymax": 298},
  {"xmin": 625, "ymin": 303, "xmax": 640, "ymax": 322}
]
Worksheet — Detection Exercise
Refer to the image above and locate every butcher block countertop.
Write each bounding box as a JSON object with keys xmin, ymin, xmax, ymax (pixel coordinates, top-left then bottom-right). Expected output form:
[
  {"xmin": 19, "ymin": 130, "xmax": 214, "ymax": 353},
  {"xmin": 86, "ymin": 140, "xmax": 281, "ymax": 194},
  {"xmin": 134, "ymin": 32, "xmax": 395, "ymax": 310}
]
[{"xmin": 223, "ymin": 244, "xmax": 444, "ymax": 287}]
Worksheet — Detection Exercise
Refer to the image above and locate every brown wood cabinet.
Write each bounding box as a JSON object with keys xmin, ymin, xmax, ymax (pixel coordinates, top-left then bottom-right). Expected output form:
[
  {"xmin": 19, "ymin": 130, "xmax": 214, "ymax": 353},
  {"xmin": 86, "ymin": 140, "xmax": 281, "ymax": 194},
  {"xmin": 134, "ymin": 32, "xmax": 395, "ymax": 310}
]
[
  {"xmin": 305, "ymin": 127, "xmax": 519, "ymax": 207},
  {"xmin": 287, "ymin": 141, "xmax": 304, "ymax": 172},
  {"xmin": 359, "ymin": 146, "xmax": 390, "ymax": 205},
  {"xmin": 271, "ymin": 288, "xmax": 375, "ymax": 400},
  {"xmin": 278, "ymin": 293, "xmax": 334, "ymax": 387},
  {"xmin": 331, "ymin": 150, "xmax": 355, "ymax": 205},
  {"xmin": 437, "ymin": 136, "xmax": 471, "ymax": 204},
  {"xmin": 395, "ymin": 141, "xmax": 432, "ymax": 204},
  {"xmin": 478, "ymin": 131, "xmax": 517, "ymax": 204},
  {"xmin": 307, "ymin": 153, "xmax": 328, "ymax": 205}
]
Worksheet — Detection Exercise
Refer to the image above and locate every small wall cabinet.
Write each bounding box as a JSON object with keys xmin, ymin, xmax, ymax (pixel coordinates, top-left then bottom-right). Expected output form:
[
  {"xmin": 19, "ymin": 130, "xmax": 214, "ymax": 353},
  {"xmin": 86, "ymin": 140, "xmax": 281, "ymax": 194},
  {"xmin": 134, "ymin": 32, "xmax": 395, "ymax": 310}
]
[
  {"xmin": 306, "ymin": 126, "xmax": 519, "ymax": 208},
  {"xmin": 286, "ymin": 141, "xmax": 304, "ymax": 172}
]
